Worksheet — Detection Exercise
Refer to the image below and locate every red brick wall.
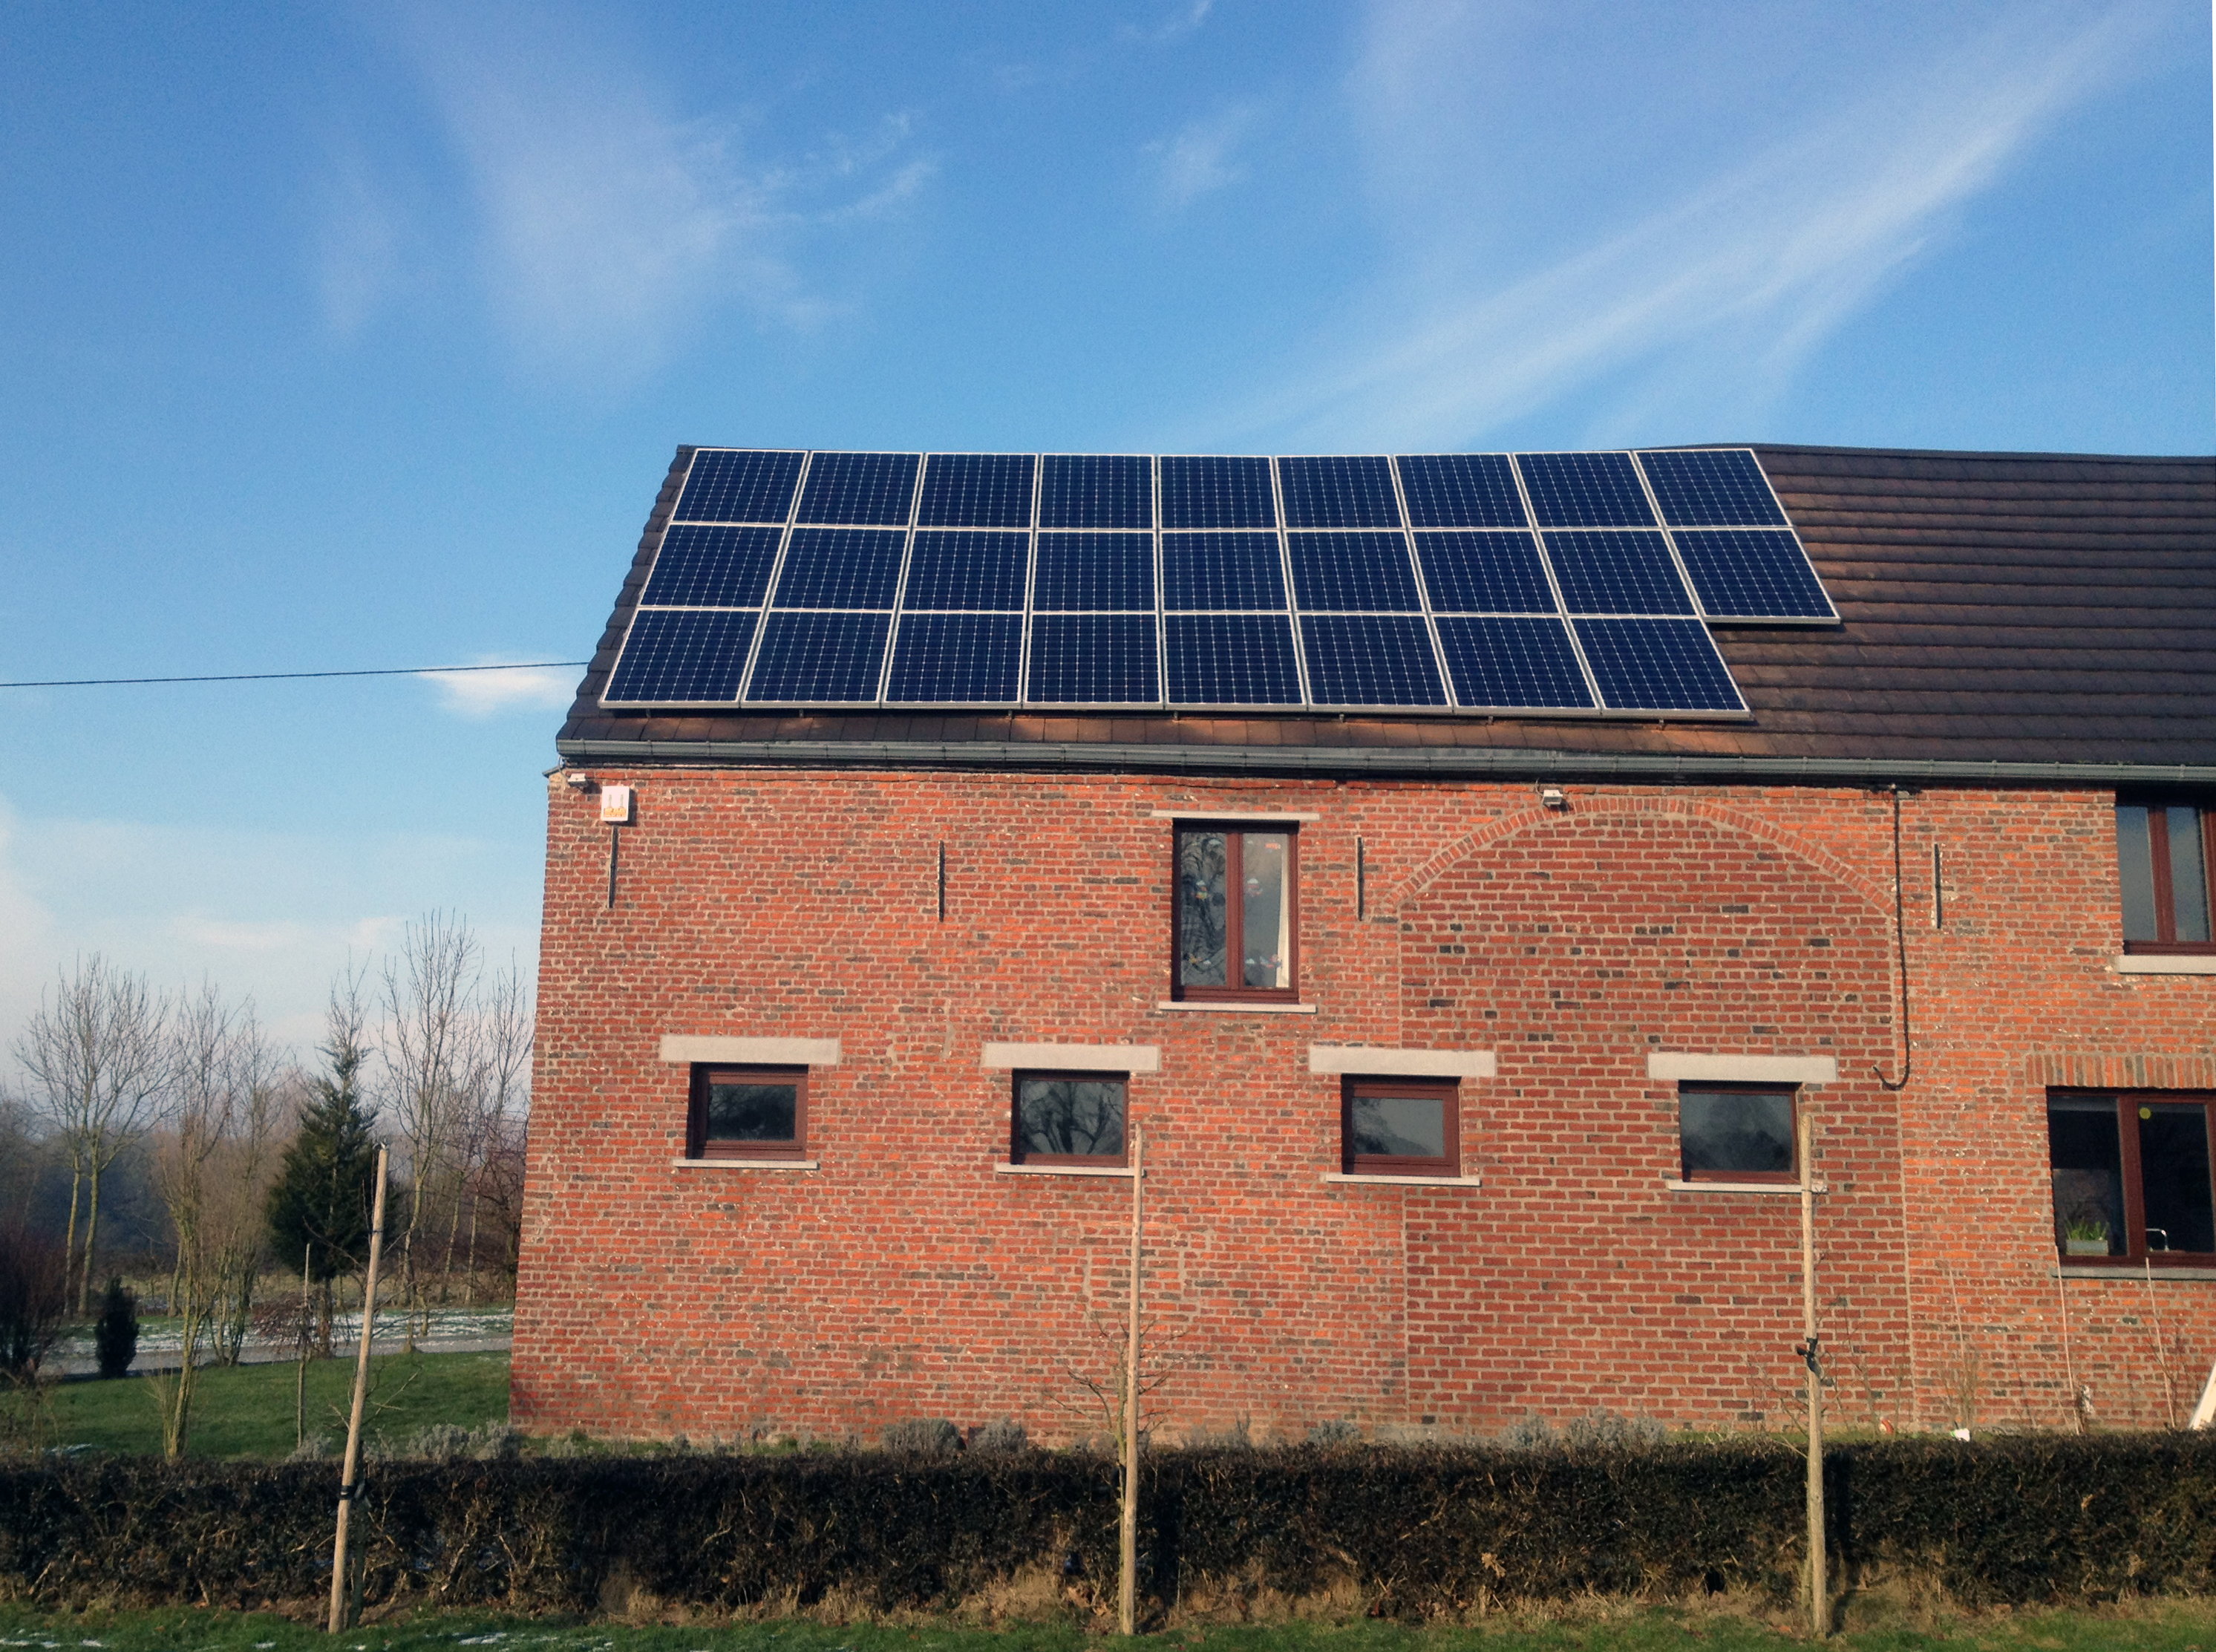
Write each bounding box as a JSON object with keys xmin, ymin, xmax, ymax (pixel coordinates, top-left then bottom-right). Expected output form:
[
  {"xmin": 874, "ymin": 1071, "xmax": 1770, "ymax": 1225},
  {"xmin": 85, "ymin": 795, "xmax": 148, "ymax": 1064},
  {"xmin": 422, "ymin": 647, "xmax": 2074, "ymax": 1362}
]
[{"xmin": 513, "ymin": 771, "xmax": 2216, "ymax": 1442}]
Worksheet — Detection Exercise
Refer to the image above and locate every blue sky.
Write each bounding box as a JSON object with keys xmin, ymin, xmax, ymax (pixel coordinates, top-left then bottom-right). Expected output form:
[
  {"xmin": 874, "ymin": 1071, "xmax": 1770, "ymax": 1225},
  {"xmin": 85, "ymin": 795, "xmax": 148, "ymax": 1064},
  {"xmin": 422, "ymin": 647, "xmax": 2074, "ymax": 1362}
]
[{"xmin": 1, "ymin": 1, "xmax": 2209, "ymax": 1058}]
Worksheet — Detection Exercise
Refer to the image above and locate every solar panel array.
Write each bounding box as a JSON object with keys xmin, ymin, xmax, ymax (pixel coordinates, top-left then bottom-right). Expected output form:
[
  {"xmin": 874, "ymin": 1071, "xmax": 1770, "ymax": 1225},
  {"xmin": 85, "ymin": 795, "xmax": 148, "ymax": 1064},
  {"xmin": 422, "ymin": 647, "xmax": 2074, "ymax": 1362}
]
[{"xmin": 601, "ymin": 448, "xmax": 1836, "ymax": 717}]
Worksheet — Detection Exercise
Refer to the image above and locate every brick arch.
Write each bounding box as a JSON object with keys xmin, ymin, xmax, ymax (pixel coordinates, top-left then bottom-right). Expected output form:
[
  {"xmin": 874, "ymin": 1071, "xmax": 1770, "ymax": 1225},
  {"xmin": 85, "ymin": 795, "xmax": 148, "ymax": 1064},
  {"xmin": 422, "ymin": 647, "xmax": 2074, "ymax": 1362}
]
[{"xmin": 1388, "ymin": 793, "xmax": 1893, "ymax": 918}]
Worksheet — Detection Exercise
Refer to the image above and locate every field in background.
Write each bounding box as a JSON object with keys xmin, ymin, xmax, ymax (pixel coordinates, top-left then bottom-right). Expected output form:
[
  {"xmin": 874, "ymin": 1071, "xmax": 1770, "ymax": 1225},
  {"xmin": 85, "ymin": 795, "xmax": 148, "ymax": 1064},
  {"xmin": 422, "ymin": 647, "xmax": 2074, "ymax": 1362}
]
[{"xmin": 29, "ymin": 1351, "xmax": 509, "ymax": 1458}]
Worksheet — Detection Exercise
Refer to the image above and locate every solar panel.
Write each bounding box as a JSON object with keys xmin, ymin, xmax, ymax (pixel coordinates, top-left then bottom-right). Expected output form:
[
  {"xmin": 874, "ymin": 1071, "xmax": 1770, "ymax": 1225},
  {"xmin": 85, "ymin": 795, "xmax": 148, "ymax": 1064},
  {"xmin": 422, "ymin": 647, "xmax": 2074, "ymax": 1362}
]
[
  {"xmin": 1027, "ymin": 613, "xmax": 1160, "ymax": 703},
  {"xmin": 604, "ymin": 608, "xmax": 762, "ymax": 705},
  {"xmin": 601, "ymin": 446, "xmax": 1826, "ymax": 718},
  {"xmin": 1164, "ymin": 613, "xmax": 1303, "ymax": 705},
  {"xmin": 1635, "ymin": 448, "xmax": 1789, "ymax": 528},
  {"xmin": 1278, "ymin": 456, "xmax": 1403, "ymax": 528},
  {"xmin": 673, "ymin": 448, "xmax": 804, "ymax": 524},
  {"xmin": 901, "ymin": 530, "xmax": 1029, "ymax": 611},
  {"xmin": 1514, "ymin": 451, "xmax": 1656, "ymax": 528},
  {"xmin": 1434, "ymin": 616, "xmax": 1595, "ymax": 710},
  {"xmin": 1413, "ymin": 531, "xmax": 1556, "ymax": 614},
  {"xmin": 917, "ymin": 453, "xmax": 1036, "ymax": 529},
  {"xmin": 1163, "ymin": 532, "xmax": 1287, "ymax": 610},
  {"xmin": 1572, "ymin": 618, "xmax": 1744, "ymax": 714},
  {"xmin": 1632, "ymin": 449, "xmax": 1837, "ymax": 625},
  {"xmin": 886, "ymin": 613, "xmax": 1024, "ymax": 702},
  {"xmin": 795, "ymin": 451, "xmax": 920, "ymax": 526},
  {"xmin": 1287, "ymin": 532, "xmax": 1424, "ymax": 613},
  {"xmin": 769, "ymin": 528, "xmax": 908, "ymax": 609},
  {"xmin": 1160, "ymin": 456, "xmax": 1275, "ymax": 529},
  {"xmin": 641, "ymin": 525, "xmax": 782, "ymax": 608},
  {"xmin": 1033, "ymin": 532, "xmax": 1154, "ymax": 610},
  {"xmin": 1395, "ymin": 454, "xmax": 1526, "ymax": 528},
  {"xmin": 746, "ymin": 610, "xmax": 893, "ymax": 702},
  {"xmin": 1671, "ymin": 529, "xmax": 1835, "ymax": 621},
  {"xmin": 1540, "ymin": 530, "xmax": 1695, "ymax": 616},
  {"xmin": 1039, "ymin": 454, "xmax": 1152, "ymax": 529},
  {"xmin": 1298, "ymin": 614, "xmax": 1448, "ymax": 706}
]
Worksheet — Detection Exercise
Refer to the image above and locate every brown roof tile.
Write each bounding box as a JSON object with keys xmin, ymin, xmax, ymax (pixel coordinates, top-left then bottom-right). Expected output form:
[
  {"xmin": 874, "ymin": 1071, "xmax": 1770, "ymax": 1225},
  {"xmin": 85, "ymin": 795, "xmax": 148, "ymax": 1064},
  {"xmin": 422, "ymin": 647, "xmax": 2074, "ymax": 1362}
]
[{"xmin": 557, "ymin": 443, "xmax": 2216, "ymax": 774}]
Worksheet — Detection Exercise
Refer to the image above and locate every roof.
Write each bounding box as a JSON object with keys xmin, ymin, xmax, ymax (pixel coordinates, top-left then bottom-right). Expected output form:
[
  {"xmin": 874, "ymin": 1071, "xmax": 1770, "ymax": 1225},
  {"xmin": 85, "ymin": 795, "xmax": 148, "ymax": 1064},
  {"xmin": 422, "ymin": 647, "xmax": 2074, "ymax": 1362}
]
[{"xmin": 556, "ymin": 444, "xmax": 2216, "ymax": 785}]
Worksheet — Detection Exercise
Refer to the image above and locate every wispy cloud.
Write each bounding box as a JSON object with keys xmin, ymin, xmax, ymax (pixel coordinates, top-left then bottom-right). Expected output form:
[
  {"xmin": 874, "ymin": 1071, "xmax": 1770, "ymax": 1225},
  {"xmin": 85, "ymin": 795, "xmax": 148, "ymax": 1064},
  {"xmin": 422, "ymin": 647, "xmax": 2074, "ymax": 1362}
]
[
  {"xmin": 1206, "ymin": 5, "xmax": 2161, "ymax": 448},
  {"xmin": 314, "ymin": 143, "xmax": 413, "ymax": 339},
  {"xmin": 1146, "ymin": 104, "xmax": 1258, "ymax": 209},
  {"xmin": 418, "ymin": 660, "xmax": 579, "ymax": 719},
  {"xmin": 323, "ymin": 7, "xmax": 932, "ymax": 377}
]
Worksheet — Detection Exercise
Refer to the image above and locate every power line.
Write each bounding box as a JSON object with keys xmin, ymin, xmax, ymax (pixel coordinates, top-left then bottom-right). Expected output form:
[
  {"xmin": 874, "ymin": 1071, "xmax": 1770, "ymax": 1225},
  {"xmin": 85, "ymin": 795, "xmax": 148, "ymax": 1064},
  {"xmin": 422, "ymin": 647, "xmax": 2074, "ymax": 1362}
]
[{"xmin": 0, "ymin": 661, "xmax": 589, "ymax": 689}]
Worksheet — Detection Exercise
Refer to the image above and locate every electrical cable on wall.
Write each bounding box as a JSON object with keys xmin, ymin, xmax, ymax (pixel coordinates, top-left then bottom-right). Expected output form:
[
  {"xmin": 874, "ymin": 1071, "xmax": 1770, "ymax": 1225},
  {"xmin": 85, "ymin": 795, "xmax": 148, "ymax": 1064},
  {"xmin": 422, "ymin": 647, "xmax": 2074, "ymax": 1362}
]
[{"xmin": 1875, "ymin": 785, "xmax": 1915, "ymax": 1092}]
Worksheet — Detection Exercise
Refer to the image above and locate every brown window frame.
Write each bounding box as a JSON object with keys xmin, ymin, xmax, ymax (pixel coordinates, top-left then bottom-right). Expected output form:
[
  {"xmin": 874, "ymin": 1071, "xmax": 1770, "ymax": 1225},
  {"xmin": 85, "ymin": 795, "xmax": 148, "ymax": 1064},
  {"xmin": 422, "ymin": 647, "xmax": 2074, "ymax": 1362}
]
[
  {"xmin": 1010, "ymin": 1070, "xmax": 1129, "ymax": 1168},
  {"xmin": 2050, "ymin": 1089, "xmax": 2216, "ymax": 1267},
  {"xmin": 1341, "ymin": 1076, "xmax": 1460, "ymax": 1177},
  {"xmin": 2117, "ymin": 799, "xmax": 2216, "ymax": 955},
  {"xmin": 1676, "ymin": 1083, "xmax": 1801, "ymax": 1186},
  {"xmin": 687, "ymin": 1064, "xmax": 808, "ymax": 1161},
  {"xmin": 1169, "ymin": 823, "xmax": 1301, "ymax": 1004}
]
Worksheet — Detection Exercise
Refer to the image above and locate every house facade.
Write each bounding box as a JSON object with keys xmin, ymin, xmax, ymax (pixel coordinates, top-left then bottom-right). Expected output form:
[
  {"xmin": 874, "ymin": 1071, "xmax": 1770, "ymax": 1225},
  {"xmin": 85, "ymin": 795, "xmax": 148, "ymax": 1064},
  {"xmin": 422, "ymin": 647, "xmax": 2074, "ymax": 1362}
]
[{"xmin": 514, "ymin": 443, "xmax": 2216, "ymax": 1443}]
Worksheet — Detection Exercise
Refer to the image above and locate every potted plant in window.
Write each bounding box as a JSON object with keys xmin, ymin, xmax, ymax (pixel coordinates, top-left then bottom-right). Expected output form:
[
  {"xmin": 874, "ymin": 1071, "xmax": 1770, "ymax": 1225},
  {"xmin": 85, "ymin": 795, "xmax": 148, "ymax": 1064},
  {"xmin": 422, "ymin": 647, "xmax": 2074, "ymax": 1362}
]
[{"xmin": 2062, "ymin": 1216, "xmax": 2111, "ymax": 1257}]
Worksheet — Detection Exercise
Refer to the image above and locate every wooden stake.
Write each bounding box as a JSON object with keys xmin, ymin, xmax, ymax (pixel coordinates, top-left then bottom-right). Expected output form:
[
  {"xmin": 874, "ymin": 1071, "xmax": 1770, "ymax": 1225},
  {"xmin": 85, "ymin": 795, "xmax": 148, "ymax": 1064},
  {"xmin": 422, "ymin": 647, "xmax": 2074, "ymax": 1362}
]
[
  {"xmin": 329, "ymin": 1147, "xmax": 388, "ymax": 1635},
  {"xmin": 1800, "ymin": 1108, "xmax": 1826, "ymax": 1639},
  {"xmin": 298, "ymin": 1242, "xmax": 312, "ymax": 1454},
  {"xmin": 1119, "ymin": 1122, "xmax": 1143, "ymax": 1638}
]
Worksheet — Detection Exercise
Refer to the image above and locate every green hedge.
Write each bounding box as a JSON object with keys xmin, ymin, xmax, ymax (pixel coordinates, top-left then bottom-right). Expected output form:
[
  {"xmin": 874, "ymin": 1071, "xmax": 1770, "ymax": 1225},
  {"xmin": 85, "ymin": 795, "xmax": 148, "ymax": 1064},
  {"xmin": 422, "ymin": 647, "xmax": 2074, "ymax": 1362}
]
[{"xmin": 4, "ymin": 1437, "xmax": 2215, "ymax": 1618}]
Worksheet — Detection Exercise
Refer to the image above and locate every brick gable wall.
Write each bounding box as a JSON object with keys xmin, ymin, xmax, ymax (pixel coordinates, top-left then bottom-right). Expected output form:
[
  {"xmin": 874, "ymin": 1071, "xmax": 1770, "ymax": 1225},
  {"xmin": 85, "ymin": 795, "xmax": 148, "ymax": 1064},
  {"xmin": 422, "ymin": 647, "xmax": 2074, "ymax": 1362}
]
[{"xmin": 514, "ymin": 771, "xmax": 2216, "ymax": 1442}]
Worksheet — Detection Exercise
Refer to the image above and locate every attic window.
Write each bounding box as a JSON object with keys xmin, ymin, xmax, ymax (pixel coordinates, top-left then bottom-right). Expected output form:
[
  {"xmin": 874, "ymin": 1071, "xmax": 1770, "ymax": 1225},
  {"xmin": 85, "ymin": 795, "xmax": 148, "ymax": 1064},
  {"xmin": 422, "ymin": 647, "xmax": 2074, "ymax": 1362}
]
[{"xmin": 2117, "ymin": 802, "xmax": 2215, "ymax": 954}]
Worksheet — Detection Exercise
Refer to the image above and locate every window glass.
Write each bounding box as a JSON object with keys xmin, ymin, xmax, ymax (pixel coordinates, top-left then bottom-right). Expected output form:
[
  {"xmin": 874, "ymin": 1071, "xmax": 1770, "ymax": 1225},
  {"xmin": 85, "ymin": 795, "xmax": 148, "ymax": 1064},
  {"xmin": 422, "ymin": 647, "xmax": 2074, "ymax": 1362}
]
[
  {"xmin": 705, "ymin": 1080, "xmax": 797, "ymax": 1146},
  {"xmin": 2168, "ymin": 807, "xmax": 2211, "ymax": 944},
  {"xmin": 2047, "ymin": 1099, "xmax": 2124, "ymax": 1257},
  {"xmin": 1241, "ymin": 833, "xmax": 1290, "ymax": 988},
  {"xmin": 1172, "ymin": 825, "xmax": 1298, "ymax": 1000},
  {"xmin": 1343, "ymin": 1077, "xmax": 1457, "ymax": 1174},
  {"xmin": 1177, "ymin": 832, "xmax": 1228, "ymax": 987},
  {"xmin": 1352, "ymin": 1093, "xmax": 1446, "ymax": 1159},
  {"xmin": 690, "ymin": 1064, "xmax": 806, "ymax": 1159},
  {"xmin": 1015, "ymin": 1076, "xmax": 1125, "ymax": 1161},
  {"xmin": 2117, "ymin": 806, "xmax": 2159, "ymax": 941},
  {"xmin": 2140, "ymin": 1102, "xmax": 2215, "ymax": 1253},
  {"xmin": 1679, "ymin": 1088, "xmax": 1795, "ymax": 1179}
]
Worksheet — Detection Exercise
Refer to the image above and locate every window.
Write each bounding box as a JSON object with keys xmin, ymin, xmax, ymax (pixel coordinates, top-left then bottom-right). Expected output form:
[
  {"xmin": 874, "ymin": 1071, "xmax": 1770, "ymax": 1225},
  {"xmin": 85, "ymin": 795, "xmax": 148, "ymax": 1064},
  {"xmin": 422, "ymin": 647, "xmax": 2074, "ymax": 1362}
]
[
  {"xmin": 2117, "ymin": 801, "xmax": 2215, "ymax": 953},
  {"xmin": 687, "ymin": 1065, "xmax": 807, "ymax": 1160},
  {"xmin": 1677, "ymin": 1085, "xmax": 1798, "ymax": 1184},
  {"xmin": 1342, "ymin": 1077, "xmax": 1460, "ymax": 1176},
  {"xmin": 1012, "ymin": 1072, "xmax": 1127, "ymax": 1166},
  {"xmin": 1174, "ymin": 825, "xmax": 1298, "ymax": 1002},
  {"xmin": 2048, "ymin": 1092, "xmax": 2215, "ymax": 1264}
]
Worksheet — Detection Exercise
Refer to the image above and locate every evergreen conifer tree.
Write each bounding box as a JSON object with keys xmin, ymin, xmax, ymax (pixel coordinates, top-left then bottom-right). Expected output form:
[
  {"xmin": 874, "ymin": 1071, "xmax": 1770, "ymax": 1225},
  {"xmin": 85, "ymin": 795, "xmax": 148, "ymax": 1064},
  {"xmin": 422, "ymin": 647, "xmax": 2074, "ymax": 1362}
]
[
  {"xmin": 265, "ymin": 1003, "xmax": 378, "ymax": 1355},
  {"xmin": 93, "ymin": 1275, "xmax": 137, "ymax": 1379}
]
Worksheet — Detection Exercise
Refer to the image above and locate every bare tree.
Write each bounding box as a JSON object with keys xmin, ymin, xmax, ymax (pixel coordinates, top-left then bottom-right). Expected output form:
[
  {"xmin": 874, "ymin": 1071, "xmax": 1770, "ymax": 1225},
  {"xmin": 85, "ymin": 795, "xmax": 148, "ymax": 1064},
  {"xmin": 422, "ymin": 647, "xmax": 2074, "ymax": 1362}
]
[
  {"xmin": 13, "ymin": 957, "xmax": 171, "ymax": 1313},
  {"xmin": 380, "ymin": 912, "xmax": 486, "ymax": 1349},
  {"xmin": 446, "ymin": 956, "xmax": 532, "ymax": 1305},
  {"xmin": 148, "ymin": 984, "xmax": 287, "ymax": 1457}
]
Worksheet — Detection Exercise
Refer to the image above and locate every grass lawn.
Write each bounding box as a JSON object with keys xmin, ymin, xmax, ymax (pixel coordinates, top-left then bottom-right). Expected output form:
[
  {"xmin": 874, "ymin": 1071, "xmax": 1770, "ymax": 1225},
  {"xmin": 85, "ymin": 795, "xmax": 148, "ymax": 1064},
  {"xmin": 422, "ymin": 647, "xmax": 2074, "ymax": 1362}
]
[
  {"xmin": 5, "ymin": 1602, "xmax": 2216, "ymax": 1651},
  {"xmin": 30, "ymin": 1351, "xmax": 509, "ymax": 1459}
]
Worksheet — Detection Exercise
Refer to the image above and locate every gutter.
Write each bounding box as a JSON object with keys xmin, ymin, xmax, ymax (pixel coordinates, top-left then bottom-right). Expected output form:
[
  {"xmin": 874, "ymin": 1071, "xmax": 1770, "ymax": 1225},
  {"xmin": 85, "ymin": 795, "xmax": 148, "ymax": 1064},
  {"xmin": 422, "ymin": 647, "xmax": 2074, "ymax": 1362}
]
[{"xmin": 554, "ymin": 738, "xmax": 2216, "ymax": 787}]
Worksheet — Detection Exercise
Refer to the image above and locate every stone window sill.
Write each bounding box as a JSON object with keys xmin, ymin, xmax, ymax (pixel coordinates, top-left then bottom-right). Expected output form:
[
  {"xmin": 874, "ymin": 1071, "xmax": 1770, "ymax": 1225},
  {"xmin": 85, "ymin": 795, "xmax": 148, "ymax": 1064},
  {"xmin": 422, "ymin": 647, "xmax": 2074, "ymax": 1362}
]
[
  {"xmin": 1661, "ymin": 1178, "xmax": 1826, "ymax": 1195},
  {"xmin": 995, "ymin": 1162, "xmax": 1136, "ymax": 1178},
  {"xmin": 671, "ymin": 1158, "xmax": 820, "ymax": 1171},
  {"xmin": 2111, "ymin": 955, "xmax": 2216, "ymax": 975},
  {"xmin": 1322, "ymin": 1173, "xmax": 1483, "ymax": 1188},
  {"xmin": 1156, "ymin": 1001, "xmax": 1318, "ymax": 1014},
  {"xmin": 2056, "ymin": 1264, "xmax": 2216, "ymax": 1280}
]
